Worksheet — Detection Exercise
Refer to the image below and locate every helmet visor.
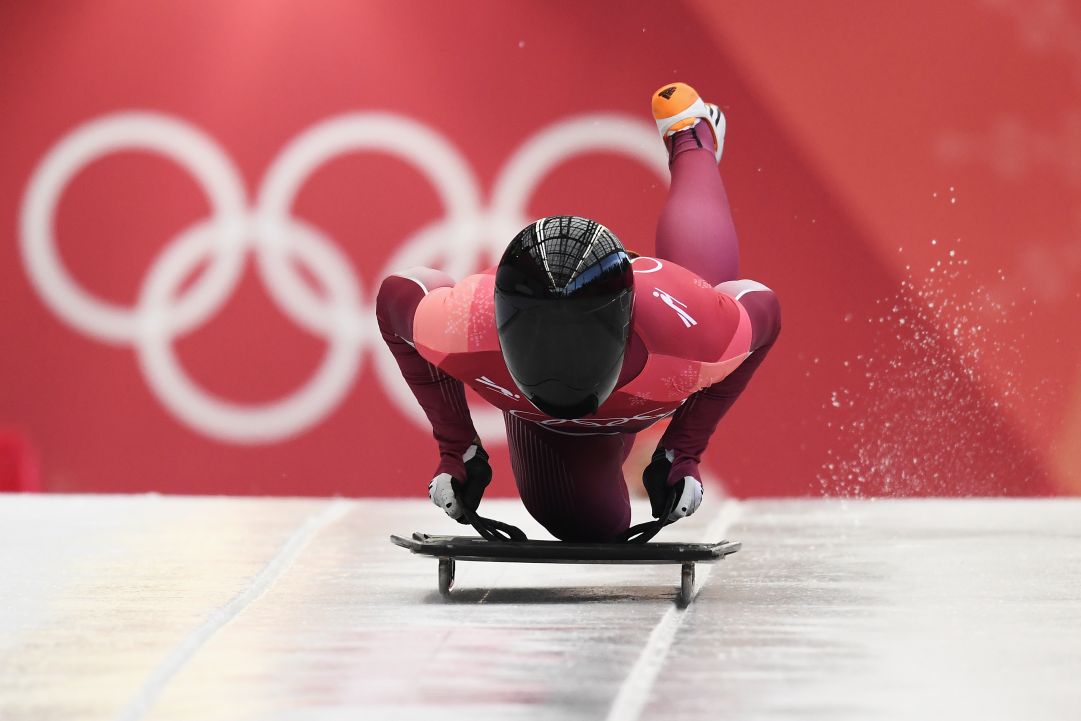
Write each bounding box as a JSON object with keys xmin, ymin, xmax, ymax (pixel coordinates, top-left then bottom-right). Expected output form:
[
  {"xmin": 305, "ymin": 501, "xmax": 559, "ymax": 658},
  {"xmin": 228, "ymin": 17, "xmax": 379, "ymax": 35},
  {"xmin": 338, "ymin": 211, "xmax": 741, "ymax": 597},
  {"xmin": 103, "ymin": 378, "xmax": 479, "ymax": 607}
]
[{"xmin": 496, "ymin": 289, "xmax": 633, "ymax": 418}]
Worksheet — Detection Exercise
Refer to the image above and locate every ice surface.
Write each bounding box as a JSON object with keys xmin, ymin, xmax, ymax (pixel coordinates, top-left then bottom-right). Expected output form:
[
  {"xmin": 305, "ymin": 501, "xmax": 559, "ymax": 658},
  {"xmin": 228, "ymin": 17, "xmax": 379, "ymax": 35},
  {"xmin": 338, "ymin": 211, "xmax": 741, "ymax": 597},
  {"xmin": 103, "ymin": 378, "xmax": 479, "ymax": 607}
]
[{"xmin": 0, "ymin": 495, "xmax": 1079, "ymax": 721}]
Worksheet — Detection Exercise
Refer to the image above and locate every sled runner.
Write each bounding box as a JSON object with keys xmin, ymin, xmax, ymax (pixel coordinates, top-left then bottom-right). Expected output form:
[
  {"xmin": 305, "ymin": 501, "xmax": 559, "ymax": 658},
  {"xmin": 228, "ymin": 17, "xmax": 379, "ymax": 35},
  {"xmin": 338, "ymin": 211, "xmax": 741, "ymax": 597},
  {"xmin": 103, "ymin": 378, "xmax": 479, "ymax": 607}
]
[{"xmin": 390, "ymin": 532, "xmax": 741, "ymax": 606}]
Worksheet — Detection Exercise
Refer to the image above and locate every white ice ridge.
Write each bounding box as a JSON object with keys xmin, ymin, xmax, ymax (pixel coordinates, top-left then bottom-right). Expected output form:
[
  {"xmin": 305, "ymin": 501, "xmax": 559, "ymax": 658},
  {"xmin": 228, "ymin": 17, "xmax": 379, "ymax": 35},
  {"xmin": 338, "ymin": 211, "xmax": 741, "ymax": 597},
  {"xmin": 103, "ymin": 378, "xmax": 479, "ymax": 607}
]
[
  {"xmin": 114, "ymin": 499, "xmax": 353, "ymax": 721},
  {"xmin": 604, "ymin": 500, "xmax": 744, "ymax": 721}
]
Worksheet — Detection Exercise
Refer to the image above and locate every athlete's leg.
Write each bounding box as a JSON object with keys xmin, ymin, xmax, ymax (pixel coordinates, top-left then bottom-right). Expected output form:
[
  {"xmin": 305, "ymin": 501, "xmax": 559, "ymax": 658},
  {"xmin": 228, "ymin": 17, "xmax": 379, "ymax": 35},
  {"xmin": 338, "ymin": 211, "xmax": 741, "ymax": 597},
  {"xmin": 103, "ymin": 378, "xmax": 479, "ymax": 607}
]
[
  {"xmin": 504, "ymin": 413, "xmax": 631, "ymax": 542},
  {"xmin": 654, "ymin": 118, "xmax": 739, "ymax": 286},
  {"xmin": 650, "ymin": 86, "xmax": 781, "ymax": 494}
]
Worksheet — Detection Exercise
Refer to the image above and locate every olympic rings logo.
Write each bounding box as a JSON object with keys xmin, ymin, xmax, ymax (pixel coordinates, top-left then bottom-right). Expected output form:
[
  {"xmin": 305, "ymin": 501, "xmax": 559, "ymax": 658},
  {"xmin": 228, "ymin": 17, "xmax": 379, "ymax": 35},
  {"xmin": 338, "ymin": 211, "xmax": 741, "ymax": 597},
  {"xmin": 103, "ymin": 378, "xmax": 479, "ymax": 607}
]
[{"xmin": 19, "ymin": 111, "xmax": 669, "ymax": 444}]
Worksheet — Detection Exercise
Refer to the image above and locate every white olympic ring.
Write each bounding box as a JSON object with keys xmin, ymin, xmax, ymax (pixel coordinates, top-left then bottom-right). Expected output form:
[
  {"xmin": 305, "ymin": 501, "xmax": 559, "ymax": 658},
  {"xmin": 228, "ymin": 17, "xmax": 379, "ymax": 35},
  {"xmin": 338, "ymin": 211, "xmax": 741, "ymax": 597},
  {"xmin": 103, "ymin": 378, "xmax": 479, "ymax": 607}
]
[{"xmin": 19, "ymin": 110, "xmax": 669, "ymax": 444}]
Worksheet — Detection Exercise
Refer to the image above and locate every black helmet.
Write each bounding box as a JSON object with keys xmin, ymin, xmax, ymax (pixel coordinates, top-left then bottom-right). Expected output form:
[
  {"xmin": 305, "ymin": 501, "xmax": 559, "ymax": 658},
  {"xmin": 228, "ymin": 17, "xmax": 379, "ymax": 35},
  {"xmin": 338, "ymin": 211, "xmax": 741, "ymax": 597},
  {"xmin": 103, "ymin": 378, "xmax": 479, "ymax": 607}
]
[{"xmin": 495, "ymin": 216, "xmax": 634, "ymax": 419}]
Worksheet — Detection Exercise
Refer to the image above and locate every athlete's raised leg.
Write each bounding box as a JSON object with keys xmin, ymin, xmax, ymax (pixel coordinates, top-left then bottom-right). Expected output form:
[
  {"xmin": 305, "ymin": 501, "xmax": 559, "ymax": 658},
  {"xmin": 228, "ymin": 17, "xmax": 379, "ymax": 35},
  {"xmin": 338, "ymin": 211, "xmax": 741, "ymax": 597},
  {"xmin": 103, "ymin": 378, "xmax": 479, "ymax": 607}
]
[
  {"xmin": 653, "ymin": 83, "xmax": 739, "ymax": 286},
  {"xmin": 644, "ymin": 83, "xmax": 782, "ymax": 509}
]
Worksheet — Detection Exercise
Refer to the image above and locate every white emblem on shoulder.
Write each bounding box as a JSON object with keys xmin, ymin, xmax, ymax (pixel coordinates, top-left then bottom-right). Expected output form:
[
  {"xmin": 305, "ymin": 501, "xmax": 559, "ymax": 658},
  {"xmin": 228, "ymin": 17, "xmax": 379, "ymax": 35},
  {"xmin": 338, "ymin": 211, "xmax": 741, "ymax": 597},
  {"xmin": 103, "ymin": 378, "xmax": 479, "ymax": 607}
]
[{"xmin": 652, "ymin": 288, "xmax": 698, "ymax": 328}]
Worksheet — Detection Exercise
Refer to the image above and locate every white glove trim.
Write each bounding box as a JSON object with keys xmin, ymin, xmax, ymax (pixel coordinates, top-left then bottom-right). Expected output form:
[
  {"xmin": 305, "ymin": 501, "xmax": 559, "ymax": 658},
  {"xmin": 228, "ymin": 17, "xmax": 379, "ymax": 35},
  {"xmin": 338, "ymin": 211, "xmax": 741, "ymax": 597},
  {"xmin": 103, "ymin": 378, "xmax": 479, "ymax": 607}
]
[
  {"xmin": 428, "ymin": 472, "xmax": 463, "ymax": 519},
  {"xmin": 667, "ymin": 476, "xmax": 704, "ymax": 522}
]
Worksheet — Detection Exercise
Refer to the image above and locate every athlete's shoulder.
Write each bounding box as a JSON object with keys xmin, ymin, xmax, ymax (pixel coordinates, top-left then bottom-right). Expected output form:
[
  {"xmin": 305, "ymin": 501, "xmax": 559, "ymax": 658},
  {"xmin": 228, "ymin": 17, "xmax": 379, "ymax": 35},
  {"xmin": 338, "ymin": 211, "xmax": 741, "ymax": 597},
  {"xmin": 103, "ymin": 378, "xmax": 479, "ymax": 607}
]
[
  {"xmin": 413, "ymin": 271, "xmax": 499, "ymax": 365},
  {"xmin": 630, "ymin": 257, "xmax": 740, "ymax": 361}
]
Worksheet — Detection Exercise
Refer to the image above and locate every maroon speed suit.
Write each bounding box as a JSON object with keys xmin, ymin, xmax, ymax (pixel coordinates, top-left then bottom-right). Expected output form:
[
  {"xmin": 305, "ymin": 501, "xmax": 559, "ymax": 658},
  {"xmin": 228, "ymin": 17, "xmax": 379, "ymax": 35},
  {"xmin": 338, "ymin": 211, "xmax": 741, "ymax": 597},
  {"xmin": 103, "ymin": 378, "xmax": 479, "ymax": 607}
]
[{"xmin": 376, "ymin": 125, "xmax": 780, "ymax": 541}]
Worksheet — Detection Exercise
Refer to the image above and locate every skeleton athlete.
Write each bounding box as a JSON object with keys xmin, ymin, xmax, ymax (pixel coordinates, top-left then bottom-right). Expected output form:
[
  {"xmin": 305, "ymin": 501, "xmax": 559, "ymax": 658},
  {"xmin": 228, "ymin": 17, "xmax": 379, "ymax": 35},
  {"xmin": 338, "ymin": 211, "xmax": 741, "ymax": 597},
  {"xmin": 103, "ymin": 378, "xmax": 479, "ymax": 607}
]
[{"xmin": 376, "ymin": 83, "xmax": 781, "ymax": 541}]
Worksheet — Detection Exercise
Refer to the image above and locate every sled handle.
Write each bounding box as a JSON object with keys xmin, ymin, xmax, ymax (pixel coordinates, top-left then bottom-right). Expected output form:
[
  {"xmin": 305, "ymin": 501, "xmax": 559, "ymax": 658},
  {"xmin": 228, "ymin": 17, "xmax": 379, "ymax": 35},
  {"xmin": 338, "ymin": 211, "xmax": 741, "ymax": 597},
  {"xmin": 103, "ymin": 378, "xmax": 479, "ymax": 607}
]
[{"xmin": 460, "ymin": 507, "xmax": 528, "ymax": 542}]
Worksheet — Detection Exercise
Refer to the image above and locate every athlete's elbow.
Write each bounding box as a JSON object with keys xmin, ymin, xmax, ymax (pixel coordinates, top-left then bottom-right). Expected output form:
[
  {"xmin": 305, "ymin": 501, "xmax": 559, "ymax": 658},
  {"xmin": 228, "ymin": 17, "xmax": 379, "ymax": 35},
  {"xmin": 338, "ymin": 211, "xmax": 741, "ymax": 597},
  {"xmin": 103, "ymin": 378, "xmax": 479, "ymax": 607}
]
[
  {"xmin": 374, "ymin": 275, "xmax": 399, "ymax": 331},
  {"xmin": 376, "ymin": 274, "xmax": 423, "ymax": 340},
  {"xmin": 742, "ymin": 285, "xmax": 780, "ymax": 350},
  {"xmin": 763, "ymin": 290, "xmax": 781, "ymax": 343}
]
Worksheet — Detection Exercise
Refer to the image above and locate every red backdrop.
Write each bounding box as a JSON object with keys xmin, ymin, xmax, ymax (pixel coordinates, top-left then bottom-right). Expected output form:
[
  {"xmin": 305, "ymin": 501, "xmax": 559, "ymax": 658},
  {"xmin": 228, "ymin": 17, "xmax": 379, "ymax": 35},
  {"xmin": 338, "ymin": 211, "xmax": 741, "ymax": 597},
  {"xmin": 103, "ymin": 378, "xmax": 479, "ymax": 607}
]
[{"xmin": 1, "ymin": 1, "xmax": 1078, "ymax": 497}]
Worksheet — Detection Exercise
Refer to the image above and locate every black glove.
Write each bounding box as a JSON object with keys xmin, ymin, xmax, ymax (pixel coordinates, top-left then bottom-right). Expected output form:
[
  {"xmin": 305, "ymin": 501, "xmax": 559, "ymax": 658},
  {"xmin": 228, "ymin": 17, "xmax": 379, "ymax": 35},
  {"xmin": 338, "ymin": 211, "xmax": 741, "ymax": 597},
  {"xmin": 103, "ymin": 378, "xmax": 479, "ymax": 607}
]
[
  {"xmin": 642, "ymin": 446, "xmax": 704, "ymax": 522},
  {"xmin": 450, "ymin": 443, "xmax": 491, "ymax": 523},
  {"xmin": 429, "ymin": 442, "xmax": 491, "ymax": 523}
]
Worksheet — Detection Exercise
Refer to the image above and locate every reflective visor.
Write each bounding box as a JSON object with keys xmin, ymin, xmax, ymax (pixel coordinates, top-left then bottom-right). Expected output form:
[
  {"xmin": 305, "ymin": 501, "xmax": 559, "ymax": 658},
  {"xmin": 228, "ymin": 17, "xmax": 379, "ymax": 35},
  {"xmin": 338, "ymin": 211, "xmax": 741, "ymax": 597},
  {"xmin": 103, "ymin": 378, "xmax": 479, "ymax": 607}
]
[{"xmin": 496, "ymin": 289, "xmax": 633, "ymax": 418}]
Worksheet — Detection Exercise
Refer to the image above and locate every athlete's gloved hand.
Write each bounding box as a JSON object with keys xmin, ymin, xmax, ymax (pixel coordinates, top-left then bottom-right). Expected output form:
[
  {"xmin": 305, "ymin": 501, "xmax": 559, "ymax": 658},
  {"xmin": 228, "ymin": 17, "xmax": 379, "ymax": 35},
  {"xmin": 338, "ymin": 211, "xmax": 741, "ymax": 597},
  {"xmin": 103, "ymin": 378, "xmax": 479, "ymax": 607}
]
[
  {"xmin": 428, "ymin": 442, "xmax": 491, "ymax": 523},
  {"xmin": 642, "ymin": 446, "xmax": 704, "ymax": 522}
]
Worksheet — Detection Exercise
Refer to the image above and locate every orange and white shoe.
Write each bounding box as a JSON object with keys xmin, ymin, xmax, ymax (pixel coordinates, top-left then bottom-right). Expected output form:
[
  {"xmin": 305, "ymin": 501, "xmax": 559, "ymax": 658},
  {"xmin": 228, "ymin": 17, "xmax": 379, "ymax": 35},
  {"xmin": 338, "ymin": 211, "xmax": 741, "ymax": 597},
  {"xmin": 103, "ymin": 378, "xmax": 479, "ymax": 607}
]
[{"xmin": 652, "ymin": 82, "xmax": 725, "ymax": 163}]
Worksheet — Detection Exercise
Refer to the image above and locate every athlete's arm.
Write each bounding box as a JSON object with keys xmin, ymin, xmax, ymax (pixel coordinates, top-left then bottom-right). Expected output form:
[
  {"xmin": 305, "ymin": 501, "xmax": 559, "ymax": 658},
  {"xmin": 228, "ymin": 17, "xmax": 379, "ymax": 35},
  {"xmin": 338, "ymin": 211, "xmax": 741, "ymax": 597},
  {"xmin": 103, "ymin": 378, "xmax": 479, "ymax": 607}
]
[
  {"xmin": 375, "ymin": 268, "xmax": 479, "ymax": 483},
  {"xmin": 658, "ymin": 280, "xmax": 781, "ymax": 484}
]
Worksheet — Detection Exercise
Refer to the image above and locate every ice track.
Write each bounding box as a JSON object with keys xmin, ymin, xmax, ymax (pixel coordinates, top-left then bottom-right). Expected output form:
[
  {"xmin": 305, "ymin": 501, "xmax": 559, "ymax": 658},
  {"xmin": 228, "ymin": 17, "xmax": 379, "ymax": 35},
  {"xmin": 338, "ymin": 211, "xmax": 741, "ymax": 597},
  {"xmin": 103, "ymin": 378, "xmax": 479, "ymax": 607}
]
[{"xmin": 1, "ymin": 495, "xmax": 1079, "ymax": 720}]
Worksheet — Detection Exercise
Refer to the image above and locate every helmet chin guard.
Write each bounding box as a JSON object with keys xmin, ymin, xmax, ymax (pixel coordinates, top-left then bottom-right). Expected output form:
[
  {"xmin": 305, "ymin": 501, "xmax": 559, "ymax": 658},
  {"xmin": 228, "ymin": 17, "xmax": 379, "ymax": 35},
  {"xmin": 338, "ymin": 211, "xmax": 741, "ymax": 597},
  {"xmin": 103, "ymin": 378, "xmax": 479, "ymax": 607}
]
[{"xmin": 495, "ymin": 216, "xmax": 634, "ymax": 420}]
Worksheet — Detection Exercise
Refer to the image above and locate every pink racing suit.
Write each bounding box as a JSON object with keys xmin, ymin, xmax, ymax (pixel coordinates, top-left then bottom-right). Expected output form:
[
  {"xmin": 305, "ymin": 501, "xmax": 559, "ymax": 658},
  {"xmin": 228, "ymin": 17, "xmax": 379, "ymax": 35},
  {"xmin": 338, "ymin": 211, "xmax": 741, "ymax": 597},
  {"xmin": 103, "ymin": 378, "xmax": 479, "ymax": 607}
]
[{"xmin": 377, "ymin": 123, "xmax": 780, "ymax": 540}]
